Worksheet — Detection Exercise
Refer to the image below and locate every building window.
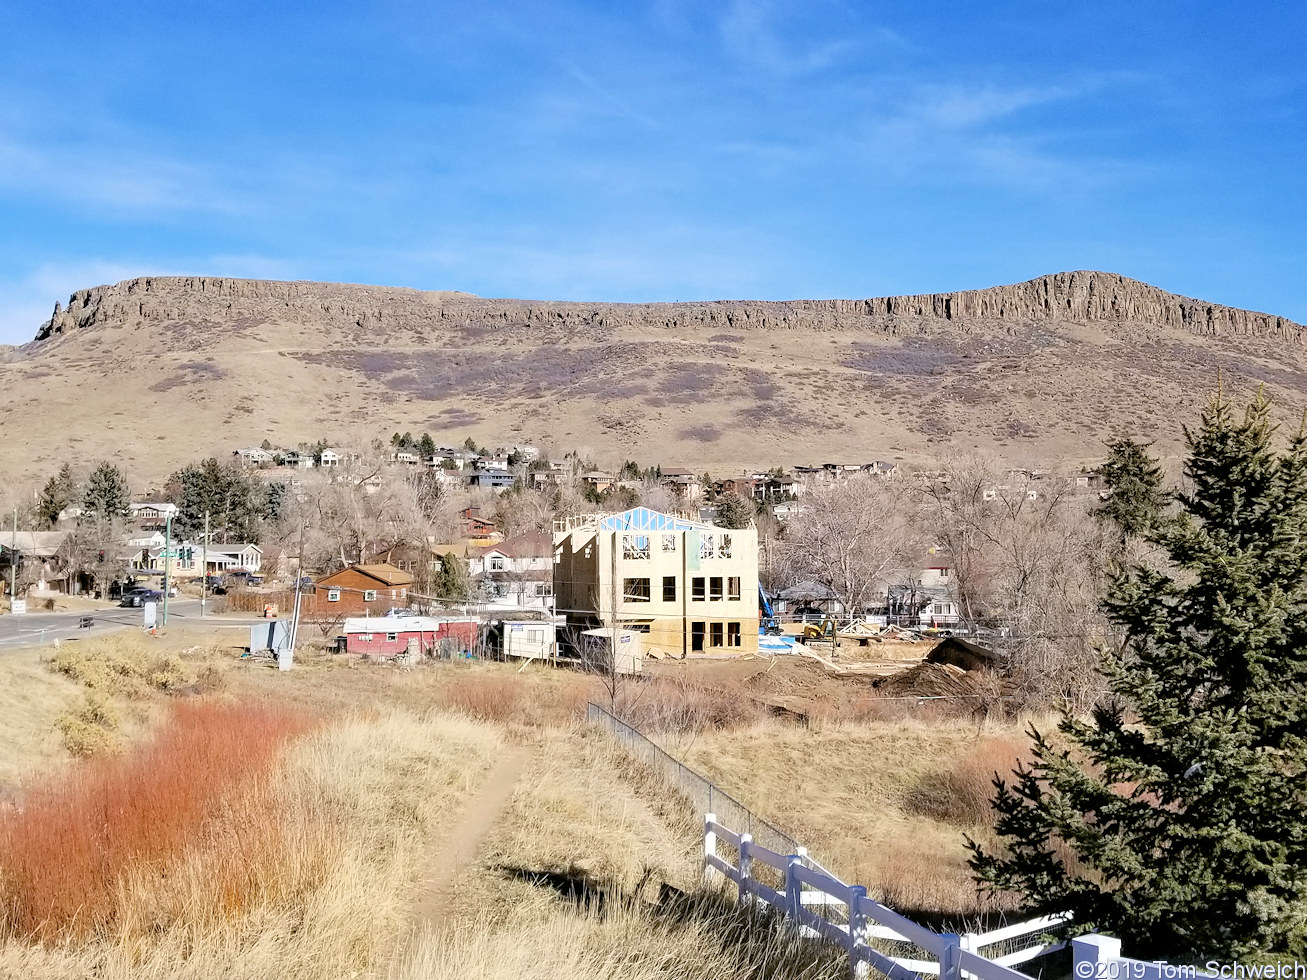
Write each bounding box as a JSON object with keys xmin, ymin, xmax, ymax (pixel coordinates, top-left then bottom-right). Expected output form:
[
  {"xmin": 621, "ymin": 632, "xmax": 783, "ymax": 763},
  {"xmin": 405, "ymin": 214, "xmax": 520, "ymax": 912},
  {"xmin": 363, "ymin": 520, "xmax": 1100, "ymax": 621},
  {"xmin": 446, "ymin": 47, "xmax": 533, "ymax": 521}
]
[
  {"xmin": 710, "ymin": 622, "xmax": 724, "ymax": 647},
  {"xmin": 709, "ymin": 577, "xmax": 723, "ymax": 601},
  {"xmin": 727, "ymin": 622, "xmax": 741, "ymax": 647},
  {"xmin": 360, "ymin": 633, "xmax": 373, "ymax": 641},
  {"xmin": 623, "ymin": 578, "xmax": 651, "ymax": 602},
  {"xmin": 539, "ymin": 583, "xmax": 553, "ymax": 596},
  {"xmin": 728, "ymin": 576, "xmax": 741, "ymax": 601},
  {"xmin": 718, "ymin": 534, "xmax": 732, "ymax": 559},
  {"xmin": 364, "ymin": 590, "xmax": 377, "ymax": 601},
  {"xmin": 699, "ymin": 533, "xmax": 715, "ymax": 560},
  {"xmin": 691, "ymin": 621, "xmax": 705, "ymax": 652},
  {"xmin": 622, "ymin": 534, "xmax": 651, "ymax": 559},
  {"xmin": 489, "ymin": 556, "xmax": 505, "ymax": 571},
  {"xmin": 327, "ymin": 589, "xmax": 341, "ymax": 602},
  {"xmin": 692, "ymin": 577, "xmax": 705, "ymax": 601},
  {"xmin": 662, "ymin": 576, "xmax": 677, "ymax": 602},
  {"xmin": 939, "ymin": 567, "xmax": 950, "ymax": 578},
  {"xmin": 661, "ymin": 534, "xmax": 677, "ymax": 552},
  {"xmin": 386, "ymin": 633, "xmax": 398, "ymax": 642}
]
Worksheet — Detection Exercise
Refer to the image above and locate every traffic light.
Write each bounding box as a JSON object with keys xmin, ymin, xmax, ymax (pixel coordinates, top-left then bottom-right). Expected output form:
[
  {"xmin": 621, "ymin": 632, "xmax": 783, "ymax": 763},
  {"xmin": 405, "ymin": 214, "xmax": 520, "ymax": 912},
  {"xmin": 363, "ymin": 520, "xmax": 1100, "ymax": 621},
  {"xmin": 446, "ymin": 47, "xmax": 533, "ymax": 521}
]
[{"xmin": 97, "ymin": 550, "xmax": 105, "ymax": 562}]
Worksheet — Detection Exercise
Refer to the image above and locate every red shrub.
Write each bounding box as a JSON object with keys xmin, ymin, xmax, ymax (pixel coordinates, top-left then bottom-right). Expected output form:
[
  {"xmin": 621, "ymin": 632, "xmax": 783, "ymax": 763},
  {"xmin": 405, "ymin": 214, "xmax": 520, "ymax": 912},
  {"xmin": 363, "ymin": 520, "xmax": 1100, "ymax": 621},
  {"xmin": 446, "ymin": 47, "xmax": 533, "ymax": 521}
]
[{"xmin": 0, "ymin": 700, "xmax": 313, "ymax": 940}]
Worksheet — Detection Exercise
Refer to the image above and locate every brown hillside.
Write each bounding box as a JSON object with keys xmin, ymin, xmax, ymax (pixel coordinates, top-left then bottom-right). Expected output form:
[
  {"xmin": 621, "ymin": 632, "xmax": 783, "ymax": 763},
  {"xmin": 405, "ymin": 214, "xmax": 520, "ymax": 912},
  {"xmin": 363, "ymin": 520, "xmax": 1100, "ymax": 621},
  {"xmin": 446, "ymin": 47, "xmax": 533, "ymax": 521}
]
[{"xmin": 2, "ymin": 271, "xmax": 1305, "ymax": 485}]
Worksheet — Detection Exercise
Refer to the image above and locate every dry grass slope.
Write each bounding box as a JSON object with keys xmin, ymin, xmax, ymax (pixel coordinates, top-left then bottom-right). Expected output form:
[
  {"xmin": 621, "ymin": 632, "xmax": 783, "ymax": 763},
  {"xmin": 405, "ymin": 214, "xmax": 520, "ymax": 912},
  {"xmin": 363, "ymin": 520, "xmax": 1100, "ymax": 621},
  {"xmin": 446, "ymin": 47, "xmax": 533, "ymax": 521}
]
[{"xmin": 5, "ymin": 271, "xmax": 1307, "ymax": 482}]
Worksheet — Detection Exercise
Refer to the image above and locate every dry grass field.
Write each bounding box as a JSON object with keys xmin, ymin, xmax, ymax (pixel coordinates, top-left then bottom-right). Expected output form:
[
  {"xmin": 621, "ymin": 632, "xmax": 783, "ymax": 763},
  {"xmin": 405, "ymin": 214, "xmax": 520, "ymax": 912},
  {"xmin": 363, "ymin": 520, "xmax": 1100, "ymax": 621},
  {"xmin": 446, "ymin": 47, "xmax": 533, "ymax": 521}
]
[{"xmin": 0, "ymin": 630, "xmax": 1038, "ymax": 978}]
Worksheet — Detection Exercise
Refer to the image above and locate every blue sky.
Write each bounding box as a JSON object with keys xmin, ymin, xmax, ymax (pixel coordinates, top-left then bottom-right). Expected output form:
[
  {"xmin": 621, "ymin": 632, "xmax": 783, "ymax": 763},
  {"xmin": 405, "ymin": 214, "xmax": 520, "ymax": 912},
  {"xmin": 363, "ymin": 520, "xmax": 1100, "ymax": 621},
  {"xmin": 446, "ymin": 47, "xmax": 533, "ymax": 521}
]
[{"xmin": 1, "ymin": 0, "xmax": 1304, "ymax": 343}]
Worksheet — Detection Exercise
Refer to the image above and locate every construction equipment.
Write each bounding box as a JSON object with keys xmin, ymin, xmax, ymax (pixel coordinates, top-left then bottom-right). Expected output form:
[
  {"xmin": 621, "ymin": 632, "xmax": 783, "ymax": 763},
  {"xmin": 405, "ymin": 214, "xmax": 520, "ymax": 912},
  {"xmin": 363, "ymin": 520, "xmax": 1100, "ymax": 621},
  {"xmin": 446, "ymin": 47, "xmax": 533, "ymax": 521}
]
[{"xmin": 758, "ymin": 585, "xmax": 782, "ymax": 635}]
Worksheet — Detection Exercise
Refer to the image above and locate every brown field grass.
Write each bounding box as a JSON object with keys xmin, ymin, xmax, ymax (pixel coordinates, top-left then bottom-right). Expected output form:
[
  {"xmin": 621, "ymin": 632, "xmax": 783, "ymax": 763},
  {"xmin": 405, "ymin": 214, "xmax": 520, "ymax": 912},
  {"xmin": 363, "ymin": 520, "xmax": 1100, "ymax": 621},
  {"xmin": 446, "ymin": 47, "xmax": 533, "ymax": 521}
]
[
  {"xmin": 668, "ymin": 718, "xmax": 1035, "ymax": 917},
  {"xmin": 0, "ymin": 632, "xmax": 1048, "ymax": 976},
  {"xmin": 0, "ymin": 700, "xmax": 313, "ymax": 940}
]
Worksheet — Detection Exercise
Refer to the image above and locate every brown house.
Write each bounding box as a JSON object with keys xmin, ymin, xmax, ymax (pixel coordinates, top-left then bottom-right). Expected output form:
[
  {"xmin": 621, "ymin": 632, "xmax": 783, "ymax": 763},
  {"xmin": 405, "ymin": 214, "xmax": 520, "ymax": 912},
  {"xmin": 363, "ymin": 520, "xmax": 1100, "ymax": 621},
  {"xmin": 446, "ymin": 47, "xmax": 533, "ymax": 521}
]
[{"xmin": 305, "ymin": 563, "xmax": 414, "ymax": 618}]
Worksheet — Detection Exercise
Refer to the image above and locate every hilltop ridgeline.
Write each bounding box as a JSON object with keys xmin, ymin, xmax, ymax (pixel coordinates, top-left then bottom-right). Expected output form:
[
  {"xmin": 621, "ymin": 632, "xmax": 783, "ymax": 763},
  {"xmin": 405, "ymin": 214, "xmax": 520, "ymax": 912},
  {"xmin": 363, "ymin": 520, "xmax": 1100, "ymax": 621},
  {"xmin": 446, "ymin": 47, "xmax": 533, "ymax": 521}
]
[{"xmin": 34, "ymin": 270, "xmax": 1304, "ymax": 344}]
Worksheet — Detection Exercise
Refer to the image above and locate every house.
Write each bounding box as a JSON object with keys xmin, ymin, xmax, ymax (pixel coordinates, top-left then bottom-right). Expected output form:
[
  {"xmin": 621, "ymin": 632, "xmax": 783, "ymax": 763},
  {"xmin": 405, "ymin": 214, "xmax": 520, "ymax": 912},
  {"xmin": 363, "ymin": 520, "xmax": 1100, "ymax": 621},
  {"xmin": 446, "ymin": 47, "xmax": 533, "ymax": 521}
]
[
  {"xmin": 774, "ymin": 580, "xmax": 845, "ymax": 621},
  {"xmin": 461, "ymin": 507, "xmax": 502, "ymax": 545},
  {"xmin": 393, "ymin": 450, "xmax": 420, "ymax": 467},
  {"xmin": 340, "ymin": 615, "xmax": 478, "ymax": 657},
  {"xmin": 660, "ymin": 469, "xmax": 704, "ymax": 503},
  {"xmin": 752, "ymin": 476, "xmax": 803, "ymax": 501},
  {"xmin": 719, "ymin": 476, "xmax": 757, "ymax": 498},
  {"xmin": 581, "ymin": 472, "xmax": 616, "ymax": 494},
  {"xmin": 206, "ymin": 544, "xmax": 263, "ymax": 573},
  {"xmin": 281, "ymin": 450, "xmax": 315, "ymax": 469},
  {"xmin": 467, "ymin": 468, "xmax": 515, "ymax": 491},
  {"xmin": 319, "ymin": 449, "xmax": 342, "ymax": 467},
  {"xmin": 468, "ymin": 533, "xmax": 553, "ymax": 611},
  {"xmin": 772, "ymin": 500, "xmax": 805, "ymax": 521},
  {"xmin": 128, "ymin": 502, "xmax": 177, "ymax": 528},
  {"xmin": 307, "ymin": 563, "xmax": 414, "ymax": 618},
  {"xmin": 887, "ymin": 583, "xmax": 960, "ymax": 629},
  {"xmin": 553, "ymin": 507, "xmax": 759, "ymax": 658},
  {"xmin": 0, "ymin": 530, "xmax": 81, "ymax": 595},
  {"xmin": 234, "ymin": 447, "xmax": 274, "ymax": 466}
]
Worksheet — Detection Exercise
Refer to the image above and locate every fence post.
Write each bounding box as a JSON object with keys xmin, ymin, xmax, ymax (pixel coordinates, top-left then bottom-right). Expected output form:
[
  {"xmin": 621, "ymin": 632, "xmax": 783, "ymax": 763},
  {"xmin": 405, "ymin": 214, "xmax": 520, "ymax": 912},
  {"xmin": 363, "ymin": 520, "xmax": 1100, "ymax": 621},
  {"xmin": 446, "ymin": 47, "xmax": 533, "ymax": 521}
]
[
  {"xmin": 958, "ymin": 931, "xmax": 978, "ymax": 980},
  {"xmin": 737, "ymin": 833, "xmax": 753, "ymax": 905},
  {"xmin": 938, "ymin": 933, "xmax": 962, "ymax": 980},
  {"xmin": 1072, "ymin": 934, "xmax": 1121, "ymax": 979},
  {"xmin": 848, "ymin": 886, "xmax": 869, "ymax": 980},
  {"xmin": 786, "ymin": 851, "xmax": 803, "ymax": 922},
  {"xmin": 704, "ymin": 813, "xmax": 717, "ymax": 884}
]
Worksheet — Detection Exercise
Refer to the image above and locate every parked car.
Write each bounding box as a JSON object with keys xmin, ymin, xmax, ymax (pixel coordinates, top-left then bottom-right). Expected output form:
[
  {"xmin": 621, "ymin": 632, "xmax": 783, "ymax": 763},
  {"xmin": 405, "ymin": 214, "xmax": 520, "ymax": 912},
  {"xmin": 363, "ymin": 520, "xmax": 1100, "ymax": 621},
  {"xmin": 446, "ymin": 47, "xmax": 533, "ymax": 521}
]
[{"xmin": 119, "ymin": 589, "xmax": 162, "ymax": 608}]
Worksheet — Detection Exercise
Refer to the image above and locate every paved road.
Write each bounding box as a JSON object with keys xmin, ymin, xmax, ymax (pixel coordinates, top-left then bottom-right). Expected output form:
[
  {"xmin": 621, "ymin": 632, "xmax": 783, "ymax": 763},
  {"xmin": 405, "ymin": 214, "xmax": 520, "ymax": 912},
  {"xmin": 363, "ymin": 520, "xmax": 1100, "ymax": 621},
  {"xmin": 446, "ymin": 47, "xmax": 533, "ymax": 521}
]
[{"xmin": 0, "ymin": 599, "xmax": 274, "ymax": 649}]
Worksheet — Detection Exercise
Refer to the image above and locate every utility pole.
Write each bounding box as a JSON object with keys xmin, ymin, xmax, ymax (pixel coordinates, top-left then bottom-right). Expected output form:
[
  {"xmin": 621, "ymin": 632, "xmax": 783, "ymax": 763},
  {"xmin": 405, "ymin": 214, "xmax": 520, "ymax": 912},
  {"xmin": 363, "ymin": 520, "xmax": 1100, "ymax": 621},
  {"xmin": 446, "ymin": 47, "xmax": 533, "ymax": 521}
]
[
  {"xmin": 286, "ymin": 504, "xmax": 307, "ymax": 664},
  {"xmin": 162, "ymin": 509, "xmax": 173, "ymax": 626},
  {"xmin": 9, "ymin": 508, "xmax": 16, "ymax": 613},
  {"xmin": 200, "ymin": 510, "xmax": 209, "ymax": 618}
]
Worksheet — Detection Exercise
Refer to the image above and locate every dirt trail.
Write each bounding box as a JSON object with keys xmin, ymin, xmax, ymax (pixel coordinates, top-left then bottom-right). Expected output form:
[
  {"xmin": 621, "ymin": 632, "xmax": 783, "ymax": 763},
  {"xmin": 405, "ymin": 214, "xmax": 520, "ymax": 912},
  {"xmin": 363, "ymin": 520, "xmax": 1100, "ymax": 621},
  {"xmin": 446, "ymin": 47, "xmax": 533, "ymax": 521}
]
[{"xmin": 408, "ymin": 743, "xmax": 535, "ymax": 928}]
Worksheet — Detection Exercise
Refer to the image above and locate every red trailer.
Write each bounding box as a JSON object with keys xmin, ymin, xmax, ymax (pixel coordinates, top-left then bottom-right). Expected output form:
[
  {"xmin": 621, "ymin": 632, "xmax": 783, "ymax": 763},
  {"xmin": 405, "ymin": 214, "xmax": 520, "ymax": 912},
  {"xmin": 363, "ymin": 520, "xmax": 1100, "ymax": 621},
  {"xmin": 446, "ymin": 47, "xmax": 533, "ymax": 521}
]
[{"xmin": 340, "ymin": 616, "xmax": 478, "ymax": 657}]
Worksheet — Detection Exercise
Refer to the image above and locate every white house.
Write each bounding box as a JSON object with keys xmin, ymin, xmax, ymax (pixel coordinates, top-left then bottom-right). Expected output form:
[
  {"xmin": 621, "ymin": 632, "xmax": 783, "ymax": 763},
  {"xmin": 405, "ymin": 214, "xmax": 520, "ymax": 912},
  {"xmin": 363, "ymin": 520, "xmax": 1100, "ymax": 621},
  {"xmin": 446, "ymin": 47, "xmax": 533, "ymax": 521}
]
[
  {"xmin": 468, "ymin": 533, "xmax": 553, "ymax": 611},
  {"xmin": 234, "ymin": 447, "xmax": 274, "ymax": 466}
]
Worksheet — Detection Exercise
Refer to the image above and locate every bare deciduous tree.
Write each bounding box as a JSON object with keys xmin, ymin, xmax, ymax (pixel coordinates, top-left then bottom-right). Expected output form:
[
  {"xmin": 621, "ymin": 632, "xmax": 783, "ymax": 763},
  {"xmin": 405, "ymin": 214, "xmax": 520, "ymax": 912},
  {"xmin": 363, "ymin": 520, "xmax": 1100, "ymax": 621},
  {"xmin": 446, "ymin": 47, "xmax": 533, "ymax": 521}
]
[{"xmin": 778, "ymin": 477, "xmax": 921, "ymax": 619}]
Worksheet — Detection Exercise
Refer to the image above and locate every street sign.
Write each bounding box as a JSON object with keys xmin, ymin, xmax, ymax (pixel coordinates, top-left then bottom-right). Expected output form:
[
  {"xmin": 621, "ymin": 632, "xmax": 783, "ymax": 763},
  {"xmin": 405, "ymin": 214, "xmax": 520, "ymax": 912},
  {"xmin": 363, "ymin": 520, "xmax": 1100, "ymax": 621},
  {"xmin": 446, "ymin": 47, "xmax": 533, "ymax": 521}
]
[{"xmin": 10, "ymin": 599, "xmax": 26, "ymax": 615}]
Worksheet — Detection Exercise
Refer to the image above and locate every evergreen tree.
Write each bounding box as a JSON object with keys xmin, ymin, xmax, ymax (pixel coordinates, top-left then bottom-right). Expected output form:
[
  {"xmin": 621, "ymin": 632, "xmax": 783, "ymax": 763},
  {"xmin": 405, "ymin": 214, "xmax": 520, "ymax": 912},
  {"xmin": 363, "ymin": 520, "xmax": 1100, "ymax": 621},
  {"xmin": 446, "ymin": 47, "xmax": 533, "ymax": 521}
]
[
  {"xmin": 1097, "ymin": 437, "xmax": 1169, "ymax": 540},
  {"xmin": 82, "ymin": 462, "xmax": 130, "ymax": 519},
  {"xmin": 714, "ymin": 493, "xmax": 757, "ymax": 529},
  {"xmin": 418, "ymin": 432, "xmax": 436, "ymax": 459},
  {"xmin": 37, "ymin": 463, "xmax": 79, "ymax": 527},
  {"xmin": 170, "ymin": 458, "xmax": 265, "ymax": 543},
  {"xmin": 970, "ymin": 390, "xmax": 1307, "ymax": 959},
  {"xmin": 433, "ymin": 552, "xmax": 471, "ymax": 600}
]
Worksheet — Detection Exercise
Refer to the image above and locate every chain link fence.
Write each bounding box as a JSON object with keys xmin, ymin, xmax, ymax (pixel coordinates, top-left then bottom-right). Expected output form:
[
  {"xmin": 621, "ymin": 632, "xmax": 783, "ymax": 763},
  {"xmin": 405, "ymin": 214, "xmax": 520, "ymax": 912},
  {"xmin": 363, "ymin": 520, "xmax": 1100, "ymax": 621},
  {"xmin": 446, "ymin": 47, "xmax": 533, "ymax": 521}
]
[{"xmin": 586, "ymin": 701, "xmax": 801, "ymax": 860}]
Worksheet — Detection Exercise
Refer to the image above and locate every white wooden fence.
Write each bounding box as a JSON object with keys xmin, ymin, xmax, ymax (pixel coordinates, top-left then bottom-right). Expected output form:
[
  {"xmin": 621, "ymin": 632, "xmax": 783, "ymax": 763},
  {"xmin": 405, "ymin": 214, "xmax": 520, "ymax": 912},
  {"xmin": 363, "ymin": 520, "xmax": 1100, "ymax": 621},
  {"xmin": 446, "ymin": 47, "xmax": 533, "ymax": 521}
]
[{"xmin": 704, "ymin": 814, "xmax": 1071, "ymax": 980}]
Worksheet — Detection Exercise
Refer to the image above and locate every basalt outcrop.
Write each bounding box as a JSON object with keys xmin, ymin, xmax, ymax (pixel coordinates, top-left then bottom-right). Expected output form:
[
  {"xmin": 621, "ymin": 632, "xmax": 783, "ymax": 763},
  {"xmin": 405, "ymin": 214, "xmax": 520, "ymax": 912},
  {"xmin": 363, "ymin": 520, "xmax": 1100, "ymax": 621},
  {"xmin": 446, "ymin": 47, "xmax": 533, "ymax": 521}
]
[{"xmin": 33, "ymin": 271, "xmax": 1303, "ymax": 346}]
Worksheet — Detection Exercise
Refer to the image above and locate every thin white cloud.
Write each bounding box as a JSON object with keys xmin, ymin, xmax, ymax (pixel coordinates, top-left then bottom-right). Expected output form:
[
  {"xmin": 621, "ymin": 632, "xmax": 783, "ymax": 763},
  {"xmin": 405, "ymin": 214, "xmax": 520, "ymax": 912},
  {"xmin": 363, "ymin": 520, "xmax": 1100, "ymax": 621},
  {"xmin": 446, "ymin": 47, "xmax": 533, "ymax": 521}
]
[{"xmin": 720, "ymin": 0, "xmax": 854, "ymax": 75}]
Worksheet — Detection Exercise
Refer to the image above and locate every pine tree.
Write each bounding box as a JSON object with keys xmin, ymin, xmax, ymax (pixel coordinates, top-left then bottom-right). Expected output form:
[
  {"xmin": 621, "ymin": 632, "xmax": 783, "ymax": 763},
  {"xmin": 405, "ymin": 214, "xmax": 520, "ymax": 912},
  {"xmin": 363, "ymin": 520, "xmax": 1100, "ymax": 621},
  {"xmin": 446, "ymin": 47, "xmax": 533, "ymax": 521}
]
[
  {"xmin": 970, "ymin": 390, "xmax": 1307, "ymax": 959},
  {"xmin": 1097, "ymin": 437, "xmax": 1169, "ymax": 540},
  {"xmin": 37, "ymin": 463, "xmax": 79, "ymax": 527},
  {"xmin": 714, "ymin": 493, "xmax": 757, "ymax": 529},
  {"xmin": 82, "ymin": 462, "xmax": 130, "ymax": 519}
]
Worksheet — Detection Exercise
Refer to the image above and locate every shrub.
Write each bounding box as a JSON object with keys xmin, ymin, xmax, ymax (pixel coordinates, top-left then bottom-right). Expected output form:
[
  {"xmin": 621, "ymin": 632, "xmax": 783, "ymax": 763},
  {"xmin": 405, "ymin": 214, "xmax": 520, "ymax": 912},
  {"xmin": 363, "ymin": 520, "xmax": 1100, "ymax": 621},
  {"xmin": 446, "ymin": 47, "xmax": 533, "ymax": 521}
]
[
  {"xmin": 614, "ymin": 677, "xmax": 764, "ymax": 734},
  {"xmin": 47, "ymin": 638, "xmax": 217, "ymax": 700},
  {"xmin": 52, "ymin": 693, "xmax": 121, "ymax": 757},
  {"xmin": 904, "ymin": 737, "xmax": 1031, "ymax": 826},
  {"xmin": 0, "ymin": 700, "xmax": 313, "ymax": 940}
]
